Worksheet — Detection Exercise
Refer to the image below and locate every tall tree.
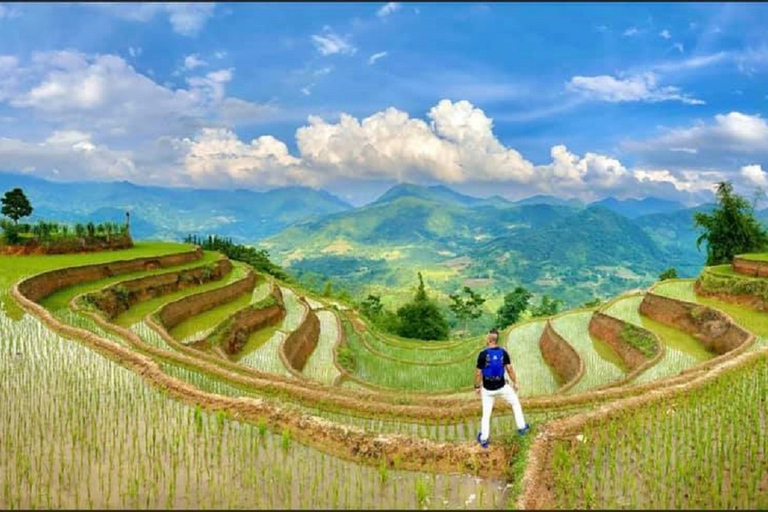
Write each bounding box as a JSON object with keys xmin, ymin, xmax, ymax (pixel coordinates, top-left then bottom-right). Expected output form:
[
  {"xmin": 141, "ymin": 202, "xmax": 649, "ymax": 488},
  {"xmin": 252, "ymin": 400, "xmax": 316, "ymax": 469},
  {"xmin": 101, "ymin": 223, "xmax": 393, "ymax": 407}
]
[
  {"xmin": 694, "ymin": 181, "xmax": 768, "ymax": 265},
  {"xmin": 495, "ymin": 286, "xmax": 532, "ymax": 329},
  {"xmin": 1, "ymin": 188, "xmax": 33, "ymax": 225},
  {"xmin": 396, "ymin": 272, "xmax": 449, "ymax": 340},
  {"xmin": 448, "ymin": 286, "xmax": 486, "ymax": 333},
  {"xmin": 531, "ymin": 294, "xmax": 562, "ymax": 318}
]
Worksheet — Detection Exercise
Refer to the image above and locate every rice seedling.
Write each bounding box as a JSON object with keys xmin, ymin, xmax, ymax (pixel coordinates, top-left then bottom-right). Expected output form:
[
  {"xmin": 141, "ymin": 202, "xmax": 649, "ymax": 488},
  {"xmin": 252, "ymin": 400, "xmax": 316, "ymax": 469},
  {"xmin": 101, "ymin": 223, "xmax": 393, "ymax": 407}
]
[
  {"xmin": 302, "ymin": 309, "xmax": 342, "ymax": 385},
  {"xmin": 505, "ymin": 319, "xmax": 561, "ymax": 397},
  {"xmin": 551, "ymin": 311, "xmax": 625, "ymax": 393}
]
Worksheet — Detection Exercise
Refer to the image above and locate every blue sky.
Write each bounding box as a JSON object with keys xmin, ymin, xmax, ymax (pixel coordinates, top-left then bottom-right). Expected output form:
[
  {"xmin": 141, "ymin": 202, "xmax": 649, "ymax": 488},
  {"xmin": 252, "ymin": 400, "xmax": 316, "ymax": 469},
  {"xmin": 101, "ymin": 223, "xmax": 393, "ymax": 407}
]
[{"xmin": 0, "ymin": 2, "xmax": 766, "ymax": 206}]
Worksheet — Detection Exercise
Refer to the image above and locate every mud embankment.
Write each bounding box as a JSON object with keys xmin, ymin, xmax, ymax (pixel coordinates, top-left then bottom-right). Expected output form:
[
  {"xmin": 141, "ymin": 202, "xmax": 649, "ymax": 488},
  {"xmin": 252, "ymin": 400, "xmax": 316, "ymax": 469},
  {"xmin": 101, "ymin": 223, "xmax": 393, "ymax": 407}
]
[
  {"xmin": 588, "ymin": 312, "xmax": 657, "ymax": 370},
  {"xmin": 209, "ymin": 285, "xmax": 286, "ymax": 355},
  {"xmin": 157, "ymin": 270, "xmax": 257, "ymax": 330},
  {"xmin": 539, "ymin": 321, "xmax": 584, "ymax": 392},
  {"xmin": 639, "ymin": 292, "xmax": 750, "ymax": 355},
  {"xmin": 82, "ymin": 259, "xmax": 232, "ymax": 320},
  {"xmin": 17, "ymin": 248, "xmax": 202, "ymax": 302},
  {"xmin": 732, "ymin": 256, "xmax": 768, "ymax": 277},
  {"xmin": 282, "ymin": 298, "xmax": 320, "ymax": 372}
]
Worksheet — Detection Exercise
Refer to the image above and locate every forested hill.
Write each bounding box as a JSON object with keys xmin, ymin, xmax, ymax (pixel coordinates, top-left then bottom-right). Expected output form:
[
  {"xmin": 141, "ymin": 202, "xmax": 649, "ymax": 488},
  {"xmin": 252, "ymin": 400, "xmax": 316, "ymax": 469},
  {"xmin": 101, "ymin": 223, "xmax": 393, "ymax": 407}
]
[
  {"xmin": 259, "ymin": 185, "xmax": 728, "ymax": 309},
  {"xmin": 0, "ymin": 172, "xmax": 352, "ymax": 242}
]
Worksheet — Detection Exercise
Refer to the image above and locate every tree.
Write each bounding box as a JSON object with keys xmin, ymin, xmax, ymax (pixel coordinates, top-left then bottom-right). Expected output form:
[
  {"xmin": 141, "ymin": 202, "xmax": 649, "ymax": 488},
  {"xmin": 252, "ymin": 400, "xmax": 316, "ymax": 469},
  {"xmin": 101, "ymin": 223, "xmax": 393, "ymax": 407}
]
[
  {"xmin": 396, "ymin": 272, "xmax": 449, "ymax": 340},
  {"xmin": 659, "ymin": 267, "xmax": 678, "ymax": 281},
  {"xmin": 581, "ymin": 297, "xmax": 602, "ymax": 308},
  {"xmin": 448, "ymin": 286, "xmax": 486, "ymax": 333},
  {"xmin": 322, "ymin": 280, "xmax": 334, "ymax": 297},
  {"xmin": 531, "ymin": 294, "xmax": 562, "ymax": 318},
  {"xmin": 1, "ymin": 188, "xmax": 33, "ymax": 225},
  {"xmin": 359, "ymin": 294, "xmax": 384, "ymax": 319},
  {"xmin": 694, "ymin": 181, "xmax": 768, "ymax": 265},
  {"xmin": 495, "ymin": 286, "xmax": 532, "ymax": 329}
]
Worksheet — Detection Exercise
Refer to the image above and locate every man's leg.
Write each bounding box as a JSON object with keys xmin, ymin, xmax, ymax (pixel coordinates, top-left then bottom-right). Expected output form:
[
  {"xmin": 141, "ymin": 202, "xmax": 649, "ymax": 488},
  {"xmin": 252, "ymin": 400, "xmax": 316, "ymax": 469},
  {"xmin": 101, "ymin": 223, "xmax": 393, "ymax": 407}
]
[
  {"xmin": 501, "ymin": 384, "xmax": 527, "ymax": 430},
  {"xmin": 480, "ymin": 388, "xmax": 496, "ymax": 442}
]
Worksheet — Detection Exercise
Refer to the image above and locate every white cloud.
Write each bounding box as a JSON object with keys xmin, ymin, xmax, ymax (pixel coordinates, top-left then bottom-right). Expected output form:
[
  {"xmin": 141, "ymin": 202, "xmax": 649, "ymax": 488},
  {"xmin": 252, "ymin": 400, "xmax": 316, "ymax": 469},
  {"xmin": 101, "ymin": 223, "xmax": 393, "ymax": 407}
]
[
  {"xmin": 314, "ymin": 66, "xmax": 333, "ymax": 76},
  {"xmin": 623, "ymin": 112, "xmax": 768, "ymax": 172},
  {"xmin": 567, "ymin": 72, "xmax": 704, "ymax": 105},
  {"xmin": 301, "ymin": 84, "xmax": 314, "ymax": 96},
  {"xmin": 368, "ymin": 51, "xmax": 388, "ymax": 65},
  {"xmin": 311, "ymin": 29, "xmax": 356, "ymax": 56},
  {"xmin": 295, "ymin": 99, "xmax": 535, "ymax": 184},
  {"xmin": 128, "ymin": 47, "xmax": 142, "ymax": 58},
  {"xmin": 377, "ymin": 2, "xmax": 400, "ymax": 18},
  {"xmin": 214, "ymin": 51, "xmax": 227, "ymax": 60},
  {"xmin": 83, "ymin": 3, "xmax": 215, "ymax": 36},
  {"xmin": 623, "ymin": 27, "xmax": 640, "ymax": 37},
  {"xmin": 180, "ymin": 127, "xmax": 311, "ymax": 188},
  {"xmin": 183, "ymin": 54, "xmax": 208, "ymax": 70},
  {"xmin": 673, "ymin": 43, "xmax": 684, "ymax": 54},
  {"xmin": 741, "ymin": 164, "xmax": 768, "ymax": 187},
  {"xmin": 659, "ymin": 29, "xmax": 671, "ymax": 39},
  {"xmin": 2, "ymin": 51, "xmax": 275, "ymax": 141},
  {"xmin": 0, "ymin": 131, "xmax": 137, "ymax": 182}
]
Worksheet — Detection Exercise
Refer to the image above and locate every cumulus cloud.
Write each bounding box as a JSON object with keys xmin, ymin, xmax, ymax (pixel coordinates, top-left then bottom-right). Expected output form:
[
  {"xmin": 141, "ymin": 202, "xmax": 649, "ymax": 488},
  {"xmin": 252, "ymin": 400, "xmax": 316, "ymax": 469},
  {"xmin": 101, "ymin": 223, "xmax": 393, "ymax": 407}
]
[
  {"xmin": 183, "ymin": 54, "xmax": 207, "ymax": 70},
  {"xmin": 2, "ymin": 51, "xmax": 274, "ymax": 141},
  {"xmin": 626, "ymin": 112, "xmax": 768, "ymax": 158},
  {"xmin": 83, "ymin": 2, "xmax": 216, "ymax": 36},
  {"xmin": 180, "ymin": 128, "xmax": 312, "ymax": 188},
  {"xmin": 741, "ymin": 164, "xmax": 768, "ymax": 187},
  {"xmin": 368, "ymin": 51, "xmax": 388, "ymax": 65},
  {"xmin": 295, "ymin": 99, "xmax": 535, "ymax": 184},
  {"xmin": 659, "ymin": 29, "xmax": 671, "ymax": 39},
  {"xmin": 0, "ymin": 131, "xmax": 137, "ymax": 181},
  {"xmin": 567, "ymin": 72, "xmax": 704, "ymax": 105},
  {"xmin": 311, "ymin": 28, "xmax": 356, "ymax": 56},
  {"xmin": 377, "ymin": 2, "xmax": 400, "ymax": 18},
  {"xmin": 623, "ymin": 27, "xmax": 639, "ymax": 37}
]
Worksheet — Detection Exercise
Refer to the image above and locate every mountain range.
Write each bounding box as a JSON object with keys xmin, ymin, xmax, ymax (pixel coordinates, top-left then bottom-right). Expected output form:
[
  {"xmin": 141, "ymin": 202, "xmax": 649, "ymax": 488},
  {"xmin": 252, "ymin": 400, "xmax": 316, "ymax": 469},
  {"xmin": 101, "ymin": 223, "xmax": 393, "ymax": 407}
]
[{"xmin": 2, "ymin": 172, "xmax": 748, "ymax": 313}]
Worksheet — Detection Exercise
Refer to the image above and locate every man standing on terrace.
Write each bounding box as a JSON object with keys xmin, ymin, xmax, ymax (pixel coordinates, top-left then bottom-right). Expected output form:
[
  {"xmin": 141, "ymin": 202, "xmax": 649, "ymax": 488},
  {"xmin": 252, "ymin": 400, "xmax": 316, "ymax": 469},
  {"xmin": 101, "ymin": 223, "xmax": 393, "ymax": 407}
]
[{"xmin": 475, "ymin": 328, "xmax": 529, "ymax": 448}]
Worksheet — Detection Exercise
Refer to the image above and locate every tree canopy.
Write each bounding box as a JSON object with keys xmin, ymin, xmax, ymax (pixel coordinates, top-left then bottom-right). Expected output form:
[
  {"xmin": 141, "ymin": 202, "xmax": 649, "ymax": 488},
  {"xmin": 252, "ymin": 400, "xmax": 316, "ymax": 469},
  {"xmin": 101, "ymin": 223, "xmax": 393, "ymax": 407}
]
[
  {"xmin": 396, "ymin": 272, "xmax": 449, "ymax": 340},
  {"xmin": 1, "ymin": 188, "xmax": 33, "ymax": 225},
  {"xmin": 495, "ymin": 286, "xmax": 532, "ymax": 329},
  {"xmin": 448, "ymin": 286, "xmax": 485, "ymax": 332},
  {"xmin": 694, "ymin": 181, "xmax": 768, "ymax": 265}
]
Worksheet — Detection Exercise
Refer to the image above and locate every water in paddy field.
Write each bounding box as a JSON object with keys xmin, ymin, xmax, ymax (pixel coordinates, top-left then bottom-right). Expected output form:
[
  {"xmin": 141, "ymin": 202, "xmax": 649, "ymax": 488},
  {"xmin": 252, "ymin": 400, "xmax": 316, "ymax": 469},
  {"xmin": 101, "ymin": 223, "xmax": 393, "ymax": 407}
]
[{"xmin": 0, "ymin": 306, "xmax": 508, "ymax": 509}]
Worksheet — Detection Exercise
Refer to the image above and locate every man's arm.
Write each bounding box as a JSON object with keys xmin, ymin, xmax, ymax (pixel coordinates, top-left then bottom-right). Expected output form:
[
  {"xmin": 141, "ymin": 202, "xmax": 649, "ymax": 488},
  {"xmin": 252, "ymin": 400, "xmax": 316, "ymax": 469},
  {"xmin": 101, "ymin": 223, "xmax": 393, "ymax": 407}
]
[
  {"xmin": 505, "ymin": 364, "xmax": 519, "ymax": 391},
  {"xmin": 474, "ymin": 368, "xmax": 483, "ymax": 393}
]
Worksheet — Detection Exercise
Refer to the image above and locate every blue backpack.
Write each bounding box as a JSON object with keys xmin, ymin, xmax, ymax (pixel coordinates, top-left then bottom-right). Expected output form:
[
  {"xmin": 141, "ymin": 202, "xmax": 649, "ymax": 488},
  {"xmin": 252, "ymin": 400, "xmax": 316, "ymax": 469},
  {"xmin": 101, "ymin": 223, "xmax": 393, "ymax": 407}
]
[{"xmin": 482, "ymin": 347, "xmax": 505, "ymax": 381}]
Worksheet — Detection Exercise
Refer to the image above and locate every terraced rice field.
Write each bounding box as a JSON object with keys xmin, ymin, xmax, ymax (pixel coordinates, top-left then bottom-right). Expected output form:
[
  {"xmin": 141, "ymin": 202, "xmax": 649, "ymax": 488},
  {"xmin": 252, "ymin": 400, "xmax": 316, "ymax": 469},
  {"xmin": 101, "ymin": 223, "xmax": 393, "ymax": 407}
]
[
  {"xmin": 550, "ymin": 311, "xmax": 625, "ymax": 393},
  {"xmin": 602, "ymin": 294, "xmax": 712, "ymax": 384},
  {"xmin": 4, "ymin": 241, "xmax": 768, "ymax": 510},
  {"xmin": 506, "ymin": 320, "xmax": 561, "ymax": 397}
]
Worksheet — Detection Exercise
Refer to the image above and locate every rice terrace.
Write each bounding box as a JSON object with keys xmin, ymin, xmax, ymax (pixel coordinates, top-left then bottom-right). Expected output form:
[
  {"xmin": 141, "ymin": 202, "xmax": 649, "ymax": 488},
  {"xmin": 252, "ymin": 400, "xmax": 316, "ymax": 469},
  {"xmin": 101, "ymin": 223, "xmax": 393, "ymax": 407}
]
[
  {"xmin": 2, "ymin": 2, "xmax": 768, "ymax": 510},
  {"xmin": 0, "ymin": 180, "xmax": 767, "ymax": 510}
]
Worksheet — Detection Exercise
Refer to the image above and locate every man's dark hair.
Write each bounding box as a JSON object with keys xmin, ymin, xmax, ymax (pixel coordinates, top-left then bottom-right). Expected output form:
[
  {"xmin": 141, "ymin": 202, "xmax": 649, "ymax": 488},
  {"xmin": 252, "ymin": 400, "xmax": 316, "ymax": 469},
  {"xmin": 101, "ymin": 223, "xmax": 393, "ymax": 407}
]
[{"xmin": 489, "ymin": 328, "xmax": 499, "ymax": 335}]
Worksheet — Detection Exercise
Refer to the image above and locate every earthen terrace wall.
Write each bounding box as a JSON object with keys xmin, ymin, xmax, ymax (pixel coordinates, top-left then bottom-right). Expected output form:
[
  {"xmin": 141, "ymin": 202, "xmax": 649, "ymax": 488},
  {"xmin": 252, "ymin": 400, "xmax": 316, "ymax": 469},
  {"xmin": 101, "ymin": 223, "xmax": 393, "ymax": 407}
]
[
  {"xmin": 282, "ymin": 301, "xmax": 320, "ymax": 372},
  {"xmin": 588, "ymin": 311, "xmax": 653, "ymax": 370},
  {"xmin": 539, "ymin": 320, "xmax": 584, "ymax": 392},
  {"xmin": 639, "ymin": 292, "xmax": 749, "ymax": 355},
  {"xmin": 157, "ymin": 268, "xmax": 256, "ymax": 330},
  {"xmin": 85, "ymin": 258, "xmax": 232, "ymax": 320},
  {"xmin": 17, "ymin": 247, "xmax": 203, "ymax": 302},
  {"xmin": 732, "ymin": 256, "xmax": 768, "ymax": 277}
]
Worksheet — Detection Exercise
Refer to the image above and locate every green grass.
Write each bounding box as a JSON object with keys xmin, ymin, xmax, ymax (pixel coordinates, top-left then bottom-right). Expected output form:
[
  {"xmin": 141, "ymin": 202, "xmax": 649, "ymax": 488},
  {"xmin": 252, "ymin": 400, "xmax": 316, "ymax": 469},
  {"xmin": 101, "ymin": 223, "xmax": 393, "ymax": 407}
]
[
  {"xmin": 736, "ymin": 252, "xmax": 768, "ymax": 261},
  {"xmin": 302, "ymin": 309, "xmax": 342, "ymax": 385}
]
